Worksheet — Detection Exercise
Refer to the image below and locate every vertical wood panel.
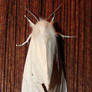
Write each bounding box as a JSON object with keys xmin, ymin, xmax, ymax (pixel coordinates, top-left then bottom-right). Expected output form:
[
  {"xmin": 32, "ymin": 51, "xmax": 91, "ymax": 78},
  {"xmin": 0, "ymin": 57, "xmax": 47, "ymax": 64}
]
[
  {"xmin": 0, "ymin": 0, "xmax": 92, "ymax": 92},
  {"xmin": 0, "ymin": 0, "xmax": 7, "ymax": 92}
]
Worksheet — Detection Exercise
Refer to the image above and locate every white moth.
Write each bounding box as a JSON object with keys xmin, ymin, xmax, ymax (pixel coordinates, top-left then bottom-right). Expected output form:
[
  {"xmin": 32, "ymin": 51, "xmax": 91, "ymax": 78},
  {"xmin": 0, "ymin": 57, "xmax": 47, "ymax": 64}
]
[{"xmin": 16, "ymin": 5, "xmax": 75, "ymax": 92}]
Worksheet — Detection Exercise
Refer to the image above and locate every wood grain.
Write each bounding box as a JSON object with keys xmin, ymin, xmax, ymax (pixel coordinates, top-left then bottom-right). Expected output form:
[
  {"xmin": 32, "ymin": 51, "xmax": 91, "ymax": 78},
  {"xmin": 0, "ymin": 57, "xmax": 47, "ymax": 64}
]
[{"xmin": 0, "ymin": 0, "xmax": 92, "ymax": 92}]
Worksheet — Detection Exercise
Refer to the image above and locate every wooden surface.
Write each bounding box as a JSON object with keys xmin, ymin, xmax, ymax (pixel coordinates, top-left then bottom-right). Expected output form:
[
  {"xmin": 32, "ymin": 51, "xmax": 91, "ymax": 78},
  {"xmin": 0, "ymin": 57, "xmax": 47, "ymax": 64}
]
[{"xmin": 0, "ymin": 0, "xmax": 92, "ymax": 92}]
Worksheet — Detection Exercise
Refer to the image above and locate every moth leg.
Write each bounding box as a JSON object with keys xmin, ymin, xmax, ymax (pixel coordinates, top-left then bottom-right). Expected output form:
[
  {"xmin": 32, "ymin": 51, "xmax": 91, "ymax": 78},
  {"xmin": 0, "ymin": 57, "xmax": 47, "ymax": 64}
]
[
  {"xmin": 16, "ymin": 34, "xmax": 32, "ymax": 47},
  {"xmin": 51, "ymin": 13, "xmax": 55, "ymax": 22},
  {"xmin": 56, "ymin": 32, "xmax": 76, "ymax": 39}
]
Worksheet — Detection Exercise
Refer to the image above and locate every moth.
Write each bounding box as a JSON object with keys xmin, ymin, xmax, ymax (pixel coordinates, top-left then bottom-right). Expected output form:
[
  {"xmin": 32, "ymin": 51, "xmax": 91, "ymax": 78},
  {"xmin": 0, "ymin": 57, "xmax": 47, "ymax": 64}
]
[{"xmin": 16, "ymin": 4, "xmax": 75, "ymax": 92}]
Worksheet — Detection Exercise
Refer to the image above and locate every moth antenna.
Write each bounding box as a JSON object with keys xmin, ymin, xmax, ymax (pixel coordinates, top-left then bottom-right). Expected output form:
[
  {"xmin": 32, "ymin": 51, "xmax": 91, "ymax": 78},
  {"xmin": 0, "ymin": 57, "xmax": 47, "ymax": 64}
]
[
  {"xmin": 25, "ymin": 7, "xmax": 39, "ymax": 21},
  {"xmin": 47, "ymin": 4, "xmax": 62, "ymax": 20},
  {"xmin": 56, "ymin": 32, "xmax": 76, "ymax": 39}
]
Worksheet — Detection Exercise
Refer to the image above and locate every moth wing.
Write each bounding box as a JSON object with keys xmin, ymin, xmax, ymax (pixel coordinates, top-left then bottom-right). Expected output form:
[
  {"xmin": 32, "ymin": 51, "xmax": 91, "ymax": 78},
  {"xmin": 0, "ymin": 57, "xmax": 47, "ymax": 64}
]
[
  {"xmin": 22, "ymin": 36, "xmax": 56, "ymax": 92},
  {"xmin": 49, "ymin": 38, "xmax": 67, "ymax": 92}
]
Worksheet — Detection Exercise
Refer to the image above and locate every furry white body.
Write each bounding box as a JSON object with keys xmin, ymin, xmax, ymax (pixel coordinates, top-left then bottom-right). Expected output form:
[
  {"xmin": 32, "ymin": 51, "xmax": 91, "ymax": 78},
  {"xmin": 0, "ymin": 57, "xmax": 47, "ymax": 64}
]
[
  {"xmin": 16, "ymin": 5, "xmax": 76, "ymax": 92},
  {"xmin": 22, "ymin": 20, "xmax": 56, "ymax": 92}
]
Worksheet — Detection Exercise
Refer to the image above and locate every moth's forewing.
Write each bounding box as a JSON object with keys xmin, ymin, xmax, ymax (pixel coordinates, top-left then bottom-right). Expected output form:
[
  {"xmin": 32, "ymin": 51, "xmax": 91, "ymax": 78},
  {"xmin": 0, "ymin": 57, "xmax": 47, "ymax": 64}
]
[{"xmin": 49, "ymin": 37, "xmax": 66, "ymax": 92}]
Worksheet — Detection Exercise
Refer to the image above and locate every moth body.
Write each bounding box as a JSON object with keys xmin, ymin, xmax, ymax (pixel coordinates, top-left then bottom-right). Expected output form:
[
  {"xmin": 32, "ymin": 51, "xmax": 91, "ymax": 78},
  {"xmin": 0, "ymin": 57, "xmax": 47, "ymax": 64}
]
[
  {"xmin": 22, "ymin": 19, "xmax": 56, "ymax": 92},
  {"xmin": 16, "ymin": 6, "xmax": 70, "ymax": 91}
]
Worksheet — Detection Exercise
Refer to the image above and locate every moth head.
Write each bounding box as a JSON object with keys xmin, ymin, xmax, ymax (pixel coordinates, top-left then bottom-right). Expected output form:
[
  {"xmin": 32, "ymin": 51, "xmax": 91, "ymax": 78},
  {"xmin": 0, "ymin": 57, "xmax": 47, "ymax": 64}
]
[
  {"xmin": 24, "ymin": 15, "xmax": 55, "ymax": 33},
  {"xmin": 35, "ymin": 17, "xmax": 55, "ymax": 34}
]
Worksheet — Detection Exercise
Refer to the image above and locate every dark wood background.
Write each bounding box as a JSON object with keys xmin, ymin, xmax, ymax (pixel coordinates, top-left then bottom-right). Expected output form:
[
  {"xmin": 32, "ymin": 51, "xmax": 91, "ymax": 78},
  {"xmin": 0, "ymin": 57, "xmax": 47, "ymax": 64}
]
[{"xmin": 0, "ymin": 0, "xmax": 92, "ymax": 92}]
